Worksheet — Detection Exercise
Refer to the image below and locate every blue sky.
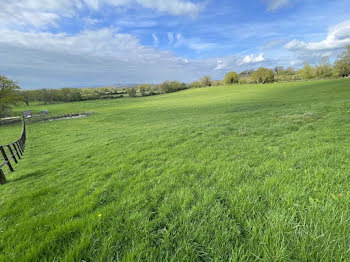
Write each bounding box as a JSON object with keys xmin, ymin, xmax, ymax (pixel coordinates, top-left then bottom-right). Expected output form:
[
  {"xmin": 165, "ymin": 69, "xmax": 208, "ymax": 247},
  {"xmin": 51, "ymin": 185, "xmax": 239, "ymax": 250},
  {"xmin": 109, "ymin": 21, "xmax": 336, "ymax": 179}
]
[{"xmin": 0, "ymin": 0, "xmax": 350, "ymax": 89}]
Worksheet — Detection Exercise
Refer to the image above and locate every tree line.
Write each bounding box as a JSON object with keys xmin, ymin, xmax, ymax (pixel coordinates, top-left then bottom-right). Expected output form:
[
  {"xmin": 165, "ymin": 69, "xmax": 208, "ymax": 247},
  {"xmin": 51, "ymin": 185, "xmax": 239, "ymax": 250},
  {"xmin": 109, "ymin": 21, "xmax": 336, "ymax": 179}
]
[{"xmin": 1, "ymin": 46, "xmax": 349, "ymax": 117}]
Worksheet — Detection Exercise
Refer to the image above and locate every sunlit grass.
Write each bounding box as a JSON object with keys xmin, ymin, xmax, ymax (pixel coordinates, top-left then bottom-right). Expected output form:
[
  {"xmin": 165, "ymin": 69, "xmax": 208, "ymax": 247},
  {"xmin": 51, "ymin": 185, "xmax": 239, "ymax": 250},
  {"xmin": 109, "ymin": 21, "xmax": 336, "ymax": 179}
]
[{"xmin": 0, "ymin": 79, "xmax": 349, "ymax": 261}]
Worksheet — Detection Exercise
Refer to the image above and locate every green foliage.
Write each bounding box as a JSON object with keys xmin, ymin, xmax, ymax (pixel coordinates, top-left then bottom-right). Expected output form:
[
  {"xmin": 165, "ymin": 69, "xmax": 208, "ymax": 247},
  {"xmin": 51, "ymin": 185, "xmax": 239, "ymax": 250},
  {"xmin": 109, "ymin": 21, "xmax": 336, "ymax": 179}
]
[
  {"xmin": 158, "ymin": 81, "xmax": 188, "ymax": 93},
  {"xmin": 189, "ymin": 81, "xmax": 204, "ymax": 88},
  {"xmin": 80, "ymin": 88, "xmax": 101, "ymax": 100},
  {"xmin": 137, "ymin": 85, "xmax": 146, "ymax": 96},
  {"xmin": 200, "ymin": 75, "xmax": 212, "ymax": 87},
  {"xmin": 238, "ymin": 78, "xmax": 247, "ymax": 84},
  {"xmin": 224, "ymin": 71, "xmax": 239, "ymax": 85},
  {"xmin": 0, "ymin": 75, "xmax": 21, "ymax": 117},
  {"xmin": 69, "ymin": 90, "xmax": 82, "ymax": 101},
  {"xmin": 239, "ymin": 69, "xmax": 254, "ymax": 78},
  {"xmin": 274, "ymin": 66, "xmax": 306, "ymax": 82},
  {"xmin": 315, "ymin": 65, "xmax": 333, "ymax": 79},
  {"xmin": 0, "ymin": 79, "xmax": 349, "ymax": 261},
  {"xmin": 211, "ymin": 80, "xmax": 224, "ymax": 86},
  {"xmin": 251, "ymin": 67, "xmax": 275, "ymax": 84},
  {"xmin": 278, "ymin": 67, "xmax": 296, "ymax": 76},
  {"xmin": 127, "ymin": 87, "xmax": 137, "ymax": 97},
  {"xmin": 137, "ymin": 84, "xmax": 154, "ymax": 96},
  {"xmin": 334, "ymin": 60, "xmax": 350, "ymax": 77},
  {"xmin": 298, "ymin": 63, "xmax": 316, "ymax": 80},
  {"xmin": 274, "ymin": 66, "xmax": 284, "ymax": 75},
  {"xmin": 334, "ymin": 46, "xmax": 350, "ymax": 77}
]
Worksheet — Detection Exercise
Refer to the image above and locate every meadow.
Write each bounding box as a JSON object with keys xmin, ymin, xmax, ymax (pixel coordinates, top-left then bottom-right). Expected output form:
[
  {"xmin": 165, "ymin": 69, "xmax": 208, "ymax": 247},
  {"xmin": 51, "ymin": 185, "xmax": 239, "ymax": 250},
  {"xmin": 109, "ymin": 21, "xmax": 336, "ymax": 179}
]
[{"xmin": 0, "ymin": 79, "xmax": 349, "ymax": 261}]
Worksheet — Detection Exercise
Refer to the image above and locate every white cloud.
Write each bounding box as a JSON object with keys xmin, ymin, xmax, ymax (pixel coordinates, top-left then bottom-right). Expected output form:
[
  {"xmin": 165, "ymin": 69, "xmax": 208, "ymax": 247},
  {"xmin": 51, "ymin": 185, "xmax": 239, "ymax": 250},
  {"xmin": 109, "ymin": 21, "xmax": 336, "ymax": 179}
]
[
  {"xmin": 0, "ymin": 28, "xmax": 176, "ymax": 63},
  {"xmin": 130, "ymin": 0, "xmax": 202, "ymax": 17},
  {"xmin": 0, "ymin": 0, "xmax": 71, "ymax": 28},
  {"xmin": 168, "ymin": 32, "xmax": 174, "ymax": 44},
  {"xmin": 0, "ymin": 28, "xmax": 211, "ymax": 88},
  {"xmin": 262, "ymin": 39, "xmax": 285, "ymax": 49},
  {"xmin": 83, "ymin": 17, "xmax": 101, "ymax": 26},
  {"xmin": 176, "ymin": 33, "xmax": 183, "ymax": 41},
  {"xmin": 290, "ymin": 59, "xmax": 303, "ymax": 66},
  {"xmin": 173, "ymin": 33, "xmax": 216, "ymax": 51},
  {"xmin": 0, "ymin": 0, "xmax": 202, "ymax": 29},
  {"xmin": 152, "ymin": 33, "xmax": 159, "ymax": 46},
  {"xmin": 284, "ymin": 20, "xmax": 350, "ymax": 63},
  {"xmin": 213, "ymin": 53, "xmax": 271, "ymax": 71},
  {"xmin": 242, "ymin": 53, "xmax": 265, "ymax": 64},
  {"xmin": 265, "ymin": 0, "xmax": 290, "ymax": 11},
  {"xmin": 214, "ymin": 60, "xmax": 225, "ymax": 70},
  {"xmin": 0, "ymin": 27, "xmax": 274, "ymax": 88},
  {"xmin": 285, "ymin": 20, "xmax": 350, "ymax": 52}
]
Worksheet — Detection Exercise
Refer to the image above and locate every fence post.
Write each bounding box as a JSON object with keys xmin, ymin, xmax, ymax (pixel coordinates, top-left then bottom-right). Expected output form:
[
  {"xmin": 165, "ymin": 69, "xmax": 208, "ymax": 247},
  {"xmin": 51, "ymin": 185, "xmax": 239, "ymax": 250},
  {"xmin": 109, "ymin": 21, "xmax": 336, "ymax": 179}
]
[
  {"xmin": 0, "ymin": 146, "xmax": 14, "ymax": 172},
  {"xmin": 0, "ymin": 169, "xmax": 6, "ymax": 184},
  {"xmin": 23, "ymin": 117, "xmax": 26, "ymax": 140},
  {"xmin": 7, "ymin": 145, "xmax": 17, "ymax": 163},
  {"xmin": 19, "ymin": 140, "xmax": 24, "ymax": 152},
  {"xmin": 16, "ymin": 141, "xmax": 23, "ymax": 155},
  {"xmin": 13, "ymin": 143, "xmax": 21, "ymax": 159}
]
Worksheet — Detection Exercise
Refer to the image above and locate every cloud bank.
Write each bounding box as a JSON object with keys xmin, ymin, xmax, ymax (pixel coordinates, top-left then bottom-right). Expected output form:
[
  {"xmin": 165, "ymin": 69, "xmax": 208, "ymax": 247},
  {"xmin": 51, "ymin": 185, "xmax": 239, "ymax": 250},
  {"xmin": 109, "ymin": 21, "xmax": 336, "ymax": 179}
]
[
  {"xmin": 0, "ymin": 0, "xmax": 202, "ymax": 29},
  {"xmin": 265, "ymin": 0, "xmax": 290, "ymax": 11},
  {"xmin": 285, "ymin": 20, "xmax": 350, "ymax": 59}
]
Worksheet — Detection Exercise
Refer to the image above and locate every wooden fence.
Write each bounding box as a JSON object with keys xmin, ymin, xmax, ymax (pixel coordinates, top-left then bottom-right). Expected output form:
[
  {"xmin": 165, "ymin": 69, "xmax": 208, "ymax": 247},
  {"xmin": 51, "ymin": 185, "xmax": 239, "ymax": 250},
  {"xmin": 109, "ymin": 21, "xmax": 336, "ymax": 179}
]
[{"xmin": 0, "ymin": 116, "xmax": 26, "ymax": 185}]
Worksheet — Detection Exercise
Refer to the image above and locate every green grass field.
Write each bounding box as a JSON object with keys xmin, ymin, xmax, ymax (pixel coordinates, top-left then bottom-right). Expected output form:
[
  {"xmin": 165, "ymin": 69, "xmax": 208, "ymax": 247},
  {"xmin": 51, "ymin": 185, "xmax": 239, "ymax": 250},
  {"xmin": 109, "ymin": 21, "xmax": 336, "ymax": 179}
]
[{"xmin": 0, "ymin": 79, "xmax": 349, "ymax": 261}]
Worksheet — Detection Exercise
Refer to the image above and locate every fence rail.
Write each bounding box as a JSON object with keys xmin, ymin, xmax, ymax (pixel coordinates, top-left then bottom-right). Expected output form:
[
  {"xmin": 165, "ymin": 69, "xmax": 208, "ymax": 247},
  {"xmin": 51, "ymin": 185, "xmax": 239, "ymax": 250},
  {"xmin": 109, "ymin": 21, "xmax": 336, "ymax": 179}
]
[{"xmin": 0, "ymin": 116, "xmax": 26, "ymax": 185}]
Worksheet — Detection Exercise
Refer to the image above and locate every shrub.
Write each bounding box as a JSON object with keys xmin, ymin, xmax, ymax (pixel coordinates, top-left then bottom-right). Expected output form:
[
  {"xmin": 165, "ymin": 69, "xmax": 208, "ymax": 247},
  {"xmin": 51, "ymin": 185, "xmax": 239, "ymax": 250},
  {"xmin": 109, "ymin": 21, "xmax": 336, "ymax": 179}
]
[
  {"xmin": 224, "ymin": 71, "xmax": 239, "ymax": 85},
  {"xmin": 127, "ymin": 88, "xmax": 137, "ymax": 97},
  {"xmin": 298, "ymin": 63, "xmax": 316, "ymax": 80},
  {"xmin": 315, "ymin": 65, "xmax": 333, "ymax": 79},
  {"xmin": 211, "ymin": 80, "xmax": 224, "ymax": 86},
  {"xmin": 0, "ymin": 75, "xmax": 21, "ymax": 117},
  {"xmin": 200, "ymin": 75, "xmax": 212, "ymax": 87},
  {"xmin": 239, "ymin": 78, "xmax": 247, "ymax": 84},
  {"xmin": 334, "ymin": 45, "xmax": 350, "ymax": 77},
  {"xmin": 251, "ymin": 68, "xmax": 275, "ymax": 84},
  {"xmin": 69, "ymin": 91, "xmax": 82, "ymax": 101},
  {"xmin": 189, "ymin": 81, "xmax": 204, "ymax": 88},
  {"xmin": 158, "ymin": 81, "xmax": 187, "ymax": 93}
]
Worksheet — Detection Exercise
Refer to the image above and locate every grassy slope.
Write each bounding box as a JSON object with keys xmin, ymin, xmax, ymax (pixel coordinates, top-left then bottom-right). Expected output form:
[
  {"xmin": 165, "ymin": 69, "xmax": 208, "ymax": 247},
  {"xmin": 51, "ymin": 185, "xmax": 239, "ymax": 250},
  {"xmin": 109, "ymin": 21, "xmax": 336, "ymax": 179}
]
[{"xmin": 0, "ymin": 79, "xmax": 349, "ymax": 261}]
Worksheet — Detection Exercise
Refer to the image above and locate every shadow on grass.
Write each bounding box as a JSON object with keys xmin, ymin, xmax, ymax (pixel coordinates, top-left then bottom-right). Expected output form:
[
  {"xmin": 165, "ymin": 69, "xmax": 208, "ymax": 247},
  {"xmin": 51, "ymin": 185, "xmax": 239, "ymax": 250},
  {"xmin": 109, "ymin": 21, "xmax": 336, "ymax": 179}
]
[{"xmin": 9, "ymin": 169, "xmax": 47, "ymax": 183}]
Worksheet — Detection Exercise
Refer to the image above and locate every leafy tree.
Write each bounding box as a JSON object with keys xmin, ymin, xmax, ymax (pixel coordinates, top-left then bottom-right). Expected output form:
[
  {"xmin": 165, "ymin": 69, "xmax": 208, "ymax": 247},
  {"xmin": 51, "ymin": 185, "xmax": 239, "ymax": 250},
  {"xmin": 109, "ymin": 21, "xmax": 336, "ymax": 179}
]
[
  {"xmin": 81, "ymin": 88, "xmax": 101, "ymax": 100},
  {"xmin": 224, "ymin": 71, "xmax": 239, "ymax": 85},
  {"xmin": 274, "ymin": 66, "xmax": 284, "ymax": 75},
  {"xmin": 69, "ymin": 90, "xmax": 82, "ymax": 101},
  {"xmin": 315, "ymin": 65, "xmax": 333, "ymax": 79},
  {"xmin": 200, "ymin": 75, "xmax": 212, "ymax": 87},
  {"xmin": 0, "ymin": 75, "xmax": 21, "ymax": 117},
  {"xmin": 127, "ymin": 88, "xmax": 137, "ymax": 97},
  {"xmin": 189, "ymin": 81, "xmax": 204, "ymax": 88},
  {"xmin": 279, "ymin": 67, "xmax": 296, "ymax": 76},
  {"xmin": 239, "ymin": 69, "xmax": 254, "ymax": 78},
  {"xmin": 39, "ymin": 89, "xmax": 57, "ymax": 104},
  {"xmin": 137, "ymin": 85, "xmax": 147, "ymax": 96},
  {"xmin": 211, "ymin": 80, "xmax": 224, "ymax": 86},
  {"xmin": 138, "ymin": 84, "xmax": 154, "ymax": 94},
  {"xmin": 251, "ymin": 68, "xmax": 275, "ymax": 84},
  {"xmin": 239, "ymin": 78, "xmax": 247, "ymax": 84},
  {"xmin": 20, "ymin": 90, "xmax": 34, "ymax": 106},
  {"xmin": 298, "ymin": 63, "xmax": 315, "ymax": 80},
  {"xmin": 158, "ymin": 81, "xmax": 187, "ymax": 93},
  {"xmin": 334, "ymin": 60, "xmax": 350, "ymax": 77},
  {"xmin": 59, "ymin": 88, "xmax": 72, "ymax": 102},
  {"xmin": 334, "ymin": 45, "xmax": 350, "ymax": 77}
]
